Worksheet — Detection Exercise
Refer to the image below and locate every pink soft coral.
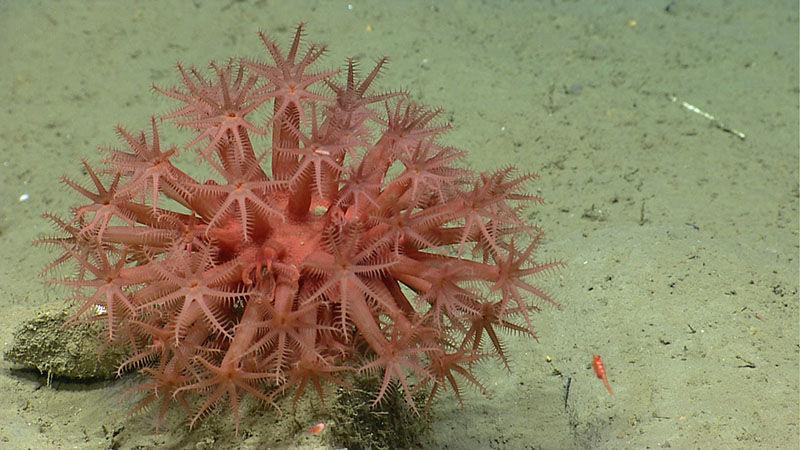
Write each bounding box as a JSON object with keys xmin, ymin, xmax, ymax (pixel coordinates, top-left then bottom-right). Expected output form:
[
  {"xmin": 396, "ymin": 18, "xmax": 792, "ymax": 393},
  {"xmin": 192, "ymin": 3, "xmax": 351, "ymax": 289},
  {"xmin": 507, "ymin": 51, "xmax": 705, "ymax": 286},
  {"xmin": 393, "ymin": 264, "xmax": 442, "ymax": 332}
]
[{"xmin": 37, "ymin": 24, "xmax": 564, "ymax": 433}]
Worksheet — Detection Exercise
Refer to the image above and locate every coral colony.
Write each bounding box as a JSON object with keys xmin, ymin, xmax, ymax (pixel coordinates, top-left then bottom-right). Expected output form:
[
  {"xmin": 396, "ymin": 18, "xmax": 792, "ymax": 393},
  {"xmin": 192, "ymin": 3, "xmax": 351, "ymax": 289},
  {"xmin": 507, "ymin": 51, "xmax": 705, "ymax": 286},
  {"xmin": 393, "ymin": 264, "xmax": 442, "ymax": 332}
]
[{"xmin": 37, "ymin": 24, "xmax": 563, "ymax": 432}]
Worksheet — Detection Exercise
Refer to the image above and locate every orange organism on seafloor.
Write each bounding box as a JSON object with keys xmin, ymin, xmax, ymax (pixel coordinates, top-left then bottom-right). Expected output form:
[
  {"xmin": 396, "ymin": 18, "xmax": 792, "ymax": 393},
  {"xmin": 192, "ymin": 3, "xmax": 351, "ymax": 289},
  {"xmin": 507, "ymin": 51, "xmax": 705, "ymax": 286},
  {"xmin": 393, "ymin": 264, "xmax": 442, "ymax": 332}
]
[{"xmin": 592, "ymin": 355, "xmax": 614, "ymax": 396}]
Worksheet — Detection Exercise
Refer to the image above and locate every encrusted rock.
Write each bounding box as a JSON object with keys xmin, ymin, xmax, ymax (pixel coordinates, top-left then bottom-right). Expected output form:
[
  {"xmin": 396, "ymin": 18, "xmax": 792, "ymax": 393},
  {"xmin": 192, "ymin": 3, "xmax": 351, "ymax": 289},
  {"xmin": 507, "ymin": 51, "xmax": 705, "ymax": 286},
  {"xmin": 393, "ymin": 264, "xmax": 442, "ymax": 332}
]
[{"xmin": 3, "ymin": 303, "xmax": 124, "ymax": 381}]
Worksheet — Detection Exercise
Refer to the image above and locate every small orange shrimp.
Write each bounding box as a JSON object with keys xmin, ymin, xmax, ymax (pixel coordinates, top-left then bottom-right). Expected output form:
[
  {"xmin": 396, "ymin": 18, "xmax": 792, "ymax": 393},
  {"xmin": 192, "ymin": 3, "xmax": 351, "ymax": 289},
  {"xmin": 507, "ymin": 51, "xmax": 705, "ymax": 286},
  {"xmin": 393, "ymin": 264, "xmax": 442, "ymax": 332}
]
[
  {"xmin": 307, "ymin": 422, "xmax": 327, "ymax": 434},
  {"xmin": 592, "ymin": 355, "xmax": 614, "ymax": 396}
]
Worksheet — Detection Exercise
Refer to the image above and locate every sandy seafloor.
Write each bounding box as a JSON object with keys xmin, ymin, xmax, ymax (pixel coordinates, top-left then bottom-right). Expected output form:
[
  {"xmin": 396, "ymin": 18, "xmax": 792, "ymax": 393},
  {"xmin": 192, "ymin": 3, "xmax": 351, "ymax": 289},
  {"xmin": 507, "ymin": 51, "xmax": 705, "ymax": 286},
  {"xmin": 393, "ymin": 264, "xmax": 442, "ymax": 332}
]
[{"xmin": 0, "ymin": 1, "xmax": 797, "ymax": 449}]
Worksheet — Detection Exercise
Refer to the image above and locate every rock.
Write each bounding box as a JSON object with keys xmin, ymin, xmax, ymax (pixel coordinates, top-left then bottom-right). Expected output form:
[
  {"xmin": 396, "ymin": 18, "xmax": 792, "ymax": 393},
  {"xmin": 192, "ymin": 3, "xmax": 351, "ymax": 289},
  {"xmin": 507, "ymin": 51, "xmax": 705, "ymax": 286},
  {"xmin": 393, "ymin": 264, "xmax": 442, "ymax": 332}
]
[{"xmin": 3, "ymin": 303, "xmax": 124, "ymax": 381}]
